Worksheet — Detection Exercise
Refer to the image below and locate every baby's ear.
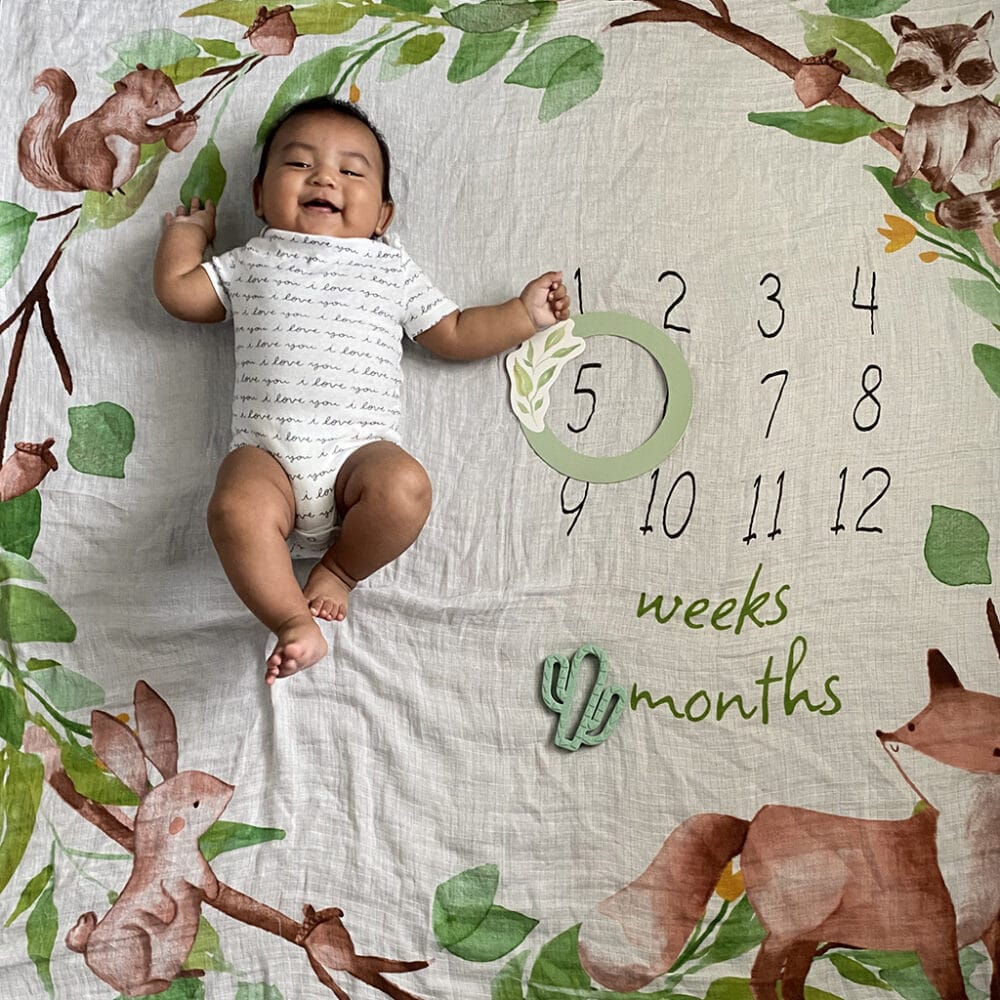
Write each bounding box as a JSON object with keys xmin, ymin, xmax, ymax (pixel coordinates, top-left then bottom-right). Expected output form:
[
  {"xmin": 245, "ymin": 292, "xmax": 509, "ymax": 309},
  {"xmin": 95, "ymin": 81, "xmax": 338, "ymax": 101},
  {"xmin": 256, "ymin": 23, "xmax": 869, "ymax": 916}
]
[
  {"xmin": 251, "ymin": 177, "xmax": 264, "ymax": 218},
  {"xmin": 375, "ymin": 200, "xmax": 394, "ymax": 236}
]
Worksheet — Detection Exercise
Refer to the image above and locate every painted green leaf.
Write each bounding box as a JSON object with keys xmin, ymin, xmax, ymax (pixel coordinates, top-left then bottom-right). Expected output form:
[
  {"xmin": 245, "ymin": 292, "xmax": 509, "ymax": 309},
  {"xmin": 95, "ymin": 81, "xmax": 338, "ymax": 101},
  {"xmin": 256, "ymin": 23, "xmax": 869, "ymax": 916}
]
[
  {"xmin": 505, "ymin": 37, "xmax": 603, "ymax": 121},
  {"xmin": 705, "ymin": 978, "xmax": 843, "ymax": 1000},
  {"xmin": 99, "ymin": 28, "xmax": 200, "ymax": 81},
  {"xmin": 397, "ymin": 32, "xmax": 446, "ymax": 66},
  {"xmin": 184, "ymin": 916, "xmax": 231, "ymax": 972},
  {"xmin": 0, "ymin": 747, "xmax": 44, "ymax": 896},
  {"xmin": 30, "ymin": 665, "xmax": 104, "ymax": 713},
  {"xmin": 925, "ymin": 505, "xmax": 992, "ymax": 586},
  {"xmin": 5, "ymin": 863, "xmax": 53, "ymax": 927},
  {"xmin": 162, "ymin": 56, "xmax": 220, "ymax": 85},
  {"xmin": 199, "ymin": 820, "xmax": 286, "ymax": 861},
  {"xmin": 180, "ymin": 139, "xmax": 227, "ymax": 209},
  {"xmin": 131, "ymin": 976, "xmax": 206, "ymax": 999},
  {"xmin": 828, "ymin": 953, "xmax": 891, "ymax": 988},
  {"xmin": 257, "ymin": 47, "xmax": 353, "ymax": 146},
  {"xmin": 61, "ymin": 743, "xmax": 140, "ymax": 807},
  {"xmin": 446, "ymin": 904, "xmax": 537, "ymax": 961},
  {"xmin": 513, "ymin": 360, "xmax": 532, "ymax": 397},
  {"xmin": 293, "ymin": 4, "xmax": 366, "ymax": 36},
  {"xmin": 0, "ymin": 203, "xmax": 37, "ymax": 290},
  {"xmin": 393, "ymin": 0, "xmax": 435, "ymax": 13},
  {"xmin": 25, "ymin": 659, "xmax": 60, "ymax": 672},
  {"xmin": 543, "ymin": 327, "xmax": 565, "ymax": 352},
  {"xmin": 0, "ymin": 490, "xmax": 41, "ymax": 559},
  {"xmin": 182, "ymin": 0, "xmax": 261, "ymax": 25},
  {"xmin": 848, "ymin": 950, "xmax": 922, "ymax": 971},
  {"xmin": 25, "ymin": 880, "xmax": 57, "ymax": 996},
  {"xmin": 0, "ymin": 585, "xmax": 76, "ymax": 644},
  {"xmin": 973, "ymin": 344, "xmax": 1000, "ymax": 399},
  {"xmin": 235, "ymin": 984, "xmax": 285, "ymax": 1000},
  {"xmin": 748, "ymin": 106, "xmax": 886, "ymax": 144},
  {"xmin": 67, "ymin": 402, "xmax": 135, "ymax": 478},
  {"xmin": 78, "ymin": 143, "xmax": 169, "ymax": 234},
  {"xmin": 492, "ymin": 951, "xmax": 528, "ymax": 1000},
  {"xmin": 444, "ymin": 0, "xmax": 548, "ymax": 34},
  {"xmin": 526, "ymin": 924, "xmax": 589, "ymax": 1000},
  {"xmin": 0, "ymin": 551, "xmax": 44, "ymax": 585},
  {"xmin": 433, "ymin": 863, "xmax": 499, "ymax": 947},
  {"xmin": 951, "ymin": 279, "xmax": 1000, "ymax": 326},
  {"xmin": 0, "ymin": 687, "xmax": 26, "ymax": 748},
  {"xmin": 827, "ymin": 0, "xmax": 908, "ymax": 15},
  {"xmin": 877, "ymin": 946, "xmax": 985, "ymax": 1000},
  {"xmin": 380, "ymin": 38, "xmax": 422, "ymax": 83},
  {"xmin": 686, "ymin": 896, "xmax": 767, "ymax": 974},
  {"xmin": 195, "ymin": 37, "xmax": 243, "ymax": 59},
  {"xmin": 799, "ymin": 11, "xmax": 895, "ymax": 86},
  {"xmin": 536, "ymin": 366, "xmax": 557, "ymax": 389}
]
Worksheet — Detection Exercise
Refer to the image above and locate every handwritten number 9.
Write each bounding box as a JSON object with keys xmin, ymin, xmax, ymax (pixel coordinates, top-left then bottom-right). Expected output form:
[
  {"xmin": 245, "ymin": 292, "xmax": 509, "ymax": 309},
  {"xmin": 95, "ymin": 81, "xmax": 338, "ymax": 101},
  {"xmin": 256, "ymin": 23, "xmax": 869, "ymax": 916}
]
[{"xmin": 561, "ymin": 477, "xmax": 590, "ymax": 536}]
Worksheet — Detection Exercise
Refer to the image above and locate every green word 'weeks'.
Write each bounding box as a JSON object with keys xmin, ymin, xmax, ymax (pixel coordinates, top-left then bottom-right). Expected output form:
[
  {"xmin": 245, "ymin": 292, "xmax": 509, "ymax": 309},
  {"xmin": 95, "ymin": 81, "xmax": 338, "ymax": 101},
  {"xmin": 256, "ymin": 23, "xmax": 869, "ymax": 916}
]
[{"xmin": 636, "ymin": 563, "xmax": 789, "ymax": 634}]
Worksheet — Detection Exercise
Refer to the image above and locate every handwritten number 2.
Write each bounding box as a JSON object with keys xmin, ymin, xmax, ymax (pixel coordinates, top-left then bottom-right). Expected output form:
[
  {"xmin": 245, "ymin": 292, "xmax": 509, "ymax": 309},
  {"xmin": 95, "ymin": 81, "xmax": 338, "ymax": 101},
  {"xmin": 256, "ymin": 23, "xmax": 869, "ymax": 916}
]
[{"xmin": 659, "ymin": 271, "xmax": 690, "ymax": 333}]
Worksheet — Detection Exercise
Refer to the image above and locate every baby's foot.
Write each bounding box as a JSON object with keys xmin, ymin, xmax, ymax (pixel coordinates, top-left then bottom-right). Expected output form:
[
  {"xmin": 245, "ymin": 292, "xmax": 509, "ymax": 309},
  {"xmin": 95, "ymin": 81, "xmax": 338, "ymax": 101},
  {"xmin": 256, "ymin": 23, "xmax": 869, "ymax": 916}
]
[
  {"xmin": 266, "ymin": 615, "xmax": 328, "ymax": 685},
  {"xmin": 303, "ymin": 561, "xmax": 354, "ymax": 622}
]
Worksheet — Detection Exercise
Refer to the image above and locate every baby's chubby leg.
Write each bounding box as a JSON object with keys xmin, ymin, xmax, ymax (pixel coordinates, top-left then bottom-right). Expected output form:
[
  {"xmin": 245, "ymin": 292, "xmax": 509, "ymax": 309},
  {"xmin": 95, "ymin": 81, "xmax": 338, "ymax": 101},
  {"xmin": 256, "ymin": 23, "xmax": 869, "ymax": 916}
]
[
  {"xmin": 207, "ymin": 446, "xmax": 327, "ymax": 684},
  {"xmin": 304, "ymin": 441, "xmax": 432, "ymax": 619}
]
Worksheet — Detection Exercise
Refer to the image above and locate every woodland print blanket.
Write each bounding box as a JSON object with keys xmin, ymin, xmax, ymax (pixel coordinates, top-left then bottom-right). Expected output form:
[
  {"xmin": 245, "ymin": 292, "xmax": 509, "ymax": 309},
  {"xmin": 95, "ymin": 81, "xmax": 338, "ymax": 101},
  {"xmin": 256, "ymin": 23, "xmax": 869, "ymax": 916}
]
[{"xmin": 1, "ymin": 1, "xmax": 999, "ymax": 998}]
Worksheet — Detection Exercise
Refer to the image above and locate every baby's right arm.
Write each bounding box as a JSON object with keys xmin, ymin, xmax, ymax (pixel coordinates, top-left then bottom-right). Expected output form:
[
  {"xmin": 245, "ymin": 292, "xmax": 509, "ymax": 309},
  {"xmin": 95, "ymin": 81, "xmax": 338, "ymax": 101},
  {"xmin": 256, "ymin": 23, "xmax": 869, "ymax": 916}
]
[{"xmin": 153, "ymin": 197, "xmax": 227, "ymax": 323}]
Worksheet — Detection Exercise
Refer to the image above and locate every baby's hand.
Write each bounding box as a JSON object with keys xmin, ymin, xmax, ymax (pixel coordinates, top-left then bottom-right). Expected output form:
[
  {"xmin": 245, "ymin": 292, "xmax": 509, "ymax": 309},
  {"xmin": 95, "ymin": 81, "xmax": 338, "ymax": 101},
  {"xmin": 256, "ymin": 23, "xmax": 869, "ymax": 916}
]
[
  {"xmin": 164, "ymin": 196, "xmax": 216, "ymax": 243},
  {"xmin": 520, "ymin": 271, "xmax": 571, "ymax": 330}
]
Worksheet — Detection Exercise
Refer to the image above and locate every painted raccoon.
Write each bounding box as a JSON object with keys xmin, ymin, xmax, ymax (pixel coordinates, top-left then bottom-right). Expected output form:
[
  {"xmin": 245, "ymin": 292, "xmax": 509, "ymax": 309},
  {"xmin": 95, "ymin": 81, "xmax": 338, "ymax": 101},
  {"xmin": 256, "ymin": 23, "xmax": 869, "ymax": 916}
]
[{"xmin": 887, "ymin": 12, "xmax": 1000, "ymax": 230}]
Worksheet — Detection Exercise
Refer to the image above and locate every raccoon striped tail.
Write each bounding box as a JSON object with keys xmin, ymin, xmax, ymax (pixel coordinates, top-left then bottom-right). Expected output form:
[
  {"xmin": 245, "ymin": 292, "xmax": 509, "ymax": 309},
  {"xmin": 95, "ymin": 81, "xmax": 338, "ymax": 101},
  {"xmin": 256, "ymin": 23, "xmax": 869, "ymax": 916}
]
[
  {"xmin": 936, "ymin": 190, "xmax": 1000, "ymax": 230},
  {"xmin": 578, "ymin": 813, "xmax": 750, "ymax": 992}
]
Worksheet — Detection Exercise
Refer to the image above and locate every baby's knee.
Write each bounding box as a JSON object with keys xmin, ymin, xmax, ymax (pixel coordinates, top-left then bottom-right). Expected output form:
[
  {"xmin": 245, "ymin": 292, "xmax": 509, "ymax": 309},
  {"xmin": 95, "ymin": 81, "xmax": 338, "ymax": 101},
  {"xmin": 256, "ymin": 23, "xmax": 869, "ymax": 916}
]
[{"xmin": 385, "ymin": 460, "xmax": 432, "ymax": 521}]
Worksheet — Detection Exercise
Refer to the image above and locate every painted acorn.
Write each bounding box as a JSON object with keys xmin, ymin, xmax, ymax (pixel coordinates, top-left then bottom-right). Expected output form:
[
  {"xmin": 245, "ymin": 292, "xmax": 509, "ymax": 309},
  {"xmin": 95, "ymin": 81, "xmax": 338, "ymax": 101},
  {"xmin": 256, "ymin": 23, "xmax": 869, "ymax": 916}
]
[
  {"xmin": 0, "ymin": 438, "xmax": 58, "ymax": 501},
  {"xmin": 165, "ymin": 112, "xmax": 197, "ymax": 152},
  {"xmin": 245, "ymin": 5, "xmax": 297, "ymax": 56},
  {"xmin": 794, "ymin": 50, "xmax": 850, "ymax": 108}
]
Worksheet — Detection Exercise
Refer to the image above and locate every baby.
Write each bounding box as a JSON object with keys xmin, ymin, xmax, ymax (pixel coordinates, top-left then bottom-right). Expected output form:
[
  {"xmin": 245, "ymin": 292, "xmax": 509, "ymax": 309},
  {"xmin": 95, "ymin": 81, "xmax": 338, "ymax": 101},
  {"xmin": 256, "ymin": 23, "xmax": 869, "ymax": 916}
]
[{"xmin": 154, "ymin": 97, "xmax": 570, "ymax": 684}]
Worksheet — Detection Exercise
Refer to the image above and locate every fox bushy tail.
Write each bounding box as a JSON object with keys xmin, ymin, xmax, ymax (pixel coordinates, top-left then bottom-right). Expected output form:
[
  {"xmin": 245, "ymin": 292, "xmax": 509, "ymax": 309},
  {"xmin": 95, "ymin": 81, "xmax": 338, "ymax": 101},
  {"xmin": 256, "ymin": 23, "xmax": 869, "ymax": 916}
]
[{"xmin": 578, "ymin": 813, "xmax": 750, "ymax": 992}]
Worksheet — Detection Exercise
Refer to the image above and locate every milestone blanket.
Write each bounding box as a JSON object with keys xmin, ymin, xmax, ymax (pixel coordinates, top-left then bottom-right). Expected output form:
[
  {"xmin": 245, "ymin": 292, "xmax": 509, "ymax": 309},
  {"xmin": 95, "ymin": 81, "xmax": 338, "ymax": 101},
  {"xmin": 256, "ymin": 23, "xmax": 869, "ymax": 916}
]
[{"xmin": 2, "ymin": 1, "xmax": 999, "ymax": 998}]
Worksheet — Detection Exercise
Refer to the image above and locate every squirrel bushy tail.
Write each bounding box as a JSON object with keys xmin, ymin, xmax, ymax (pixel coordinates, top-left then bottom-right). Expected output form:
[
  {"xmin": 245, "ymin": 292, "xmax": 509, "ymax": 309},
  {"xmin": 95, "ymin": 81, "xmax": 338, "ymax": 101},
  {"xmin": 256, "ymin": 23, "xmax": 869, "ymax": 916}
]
[{"xmin": 18, "ymin": 68, "xmax": 81, "ymax": 192}]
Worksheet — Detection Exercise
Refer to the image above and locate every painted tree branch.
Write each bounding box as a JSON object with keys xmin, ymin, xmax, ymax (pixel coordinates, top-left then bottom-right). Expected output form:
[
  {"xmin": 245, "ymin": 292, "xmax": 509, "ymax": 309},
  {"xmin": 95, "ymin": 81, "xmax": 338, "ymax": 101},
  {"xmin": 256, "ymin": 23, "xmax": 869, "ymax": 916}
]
[
  {"xmin": 23, "ymin": 726, "xmax": 429, "ymax": 1000},
  {"xmin": 608, "ymin": 0, "xmax": 1000, "ymax": 268}
]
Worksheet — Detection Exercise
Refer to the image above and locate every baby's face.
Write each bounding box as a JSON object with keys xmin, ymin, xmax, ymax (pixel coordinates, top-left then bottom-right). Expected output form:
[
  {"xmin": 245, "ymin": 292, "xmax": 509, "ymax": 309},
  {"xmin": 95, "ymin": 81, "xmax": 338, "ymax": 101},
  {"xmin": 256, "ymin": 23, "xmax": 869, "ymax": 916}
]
[{"xmin": 253, "ymin": 110, "xmax": 393, "ymax": 239}]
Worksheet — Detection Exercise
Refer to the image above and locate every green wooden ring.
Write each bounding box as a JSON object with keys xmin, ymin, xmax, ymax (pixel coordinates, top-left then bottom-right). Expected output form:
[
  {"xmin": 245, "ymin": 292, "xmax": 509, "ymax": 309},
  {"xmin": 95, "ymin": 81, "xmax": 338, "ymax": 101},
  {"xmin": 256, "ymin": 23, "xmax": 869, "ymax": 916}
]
[{"xmin": 520, "ymin": 312, "xmax": 693, "ymax": 483}]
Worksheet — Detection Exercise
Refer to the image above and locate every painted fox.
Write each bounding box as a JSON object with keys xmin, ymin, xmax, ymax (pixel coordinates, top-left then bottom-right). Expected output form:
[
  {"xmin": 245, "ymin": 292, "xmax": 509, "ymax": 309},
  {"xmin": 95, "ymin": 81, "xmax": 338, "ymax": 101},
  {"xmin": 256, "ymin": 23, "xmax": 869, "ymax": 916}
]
[{"xmin": 578, "ymin": 621, "xmax": 1000, "ymax": 1000}]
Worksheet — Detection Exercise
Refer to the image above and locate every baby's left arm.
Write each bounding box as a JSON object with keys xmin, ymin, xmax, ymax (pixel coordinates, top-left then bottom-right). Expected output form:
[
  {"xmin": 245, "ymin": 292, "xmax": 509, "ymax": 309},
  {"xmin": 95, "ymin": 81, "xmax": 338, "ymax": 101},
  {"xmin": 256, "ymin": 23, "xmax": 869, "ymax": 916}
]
[{"xmin": 417, "ymin": 272, "xmax": 570, "ymax": 361}]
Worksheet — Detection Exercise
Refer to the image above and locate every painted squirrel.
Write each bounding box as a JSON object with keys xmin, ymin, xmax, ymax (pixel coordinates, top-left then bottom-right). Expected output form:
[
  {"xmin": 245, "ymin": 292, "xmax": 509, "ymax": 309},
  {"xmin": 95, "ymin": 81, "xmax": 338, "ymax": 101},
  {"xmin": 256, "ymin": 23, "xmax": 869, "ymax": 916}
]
[{"xmin": 18, "ymin": 64, "xmax": 196, "ymax": 193}]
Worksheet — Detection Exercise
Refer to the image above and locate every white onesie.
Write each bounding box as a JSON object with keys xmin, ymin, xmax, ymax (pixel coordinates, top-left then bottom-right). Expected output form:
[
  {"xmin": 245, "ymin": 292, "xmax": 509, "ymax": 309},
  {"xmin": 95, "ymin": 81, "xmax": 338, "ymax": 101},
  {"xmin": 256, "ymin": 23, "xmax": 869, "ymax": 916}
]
[{"xmin": 202, "ymin": 228, "xmax": 457, "ymax": 555}]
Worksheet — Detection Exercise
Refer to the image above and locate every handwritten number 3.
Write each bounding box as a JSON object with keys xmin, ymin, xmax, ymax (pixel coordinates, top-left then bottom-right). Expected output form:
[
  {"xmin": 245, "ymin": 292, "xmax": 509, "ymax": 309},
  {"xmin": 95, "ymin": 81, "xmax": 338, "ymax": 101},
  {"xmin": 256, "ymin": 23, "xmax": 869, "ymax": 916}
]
[{"xmin": 757, "ymin": 273, "xmax": 785, "ymax": 338}]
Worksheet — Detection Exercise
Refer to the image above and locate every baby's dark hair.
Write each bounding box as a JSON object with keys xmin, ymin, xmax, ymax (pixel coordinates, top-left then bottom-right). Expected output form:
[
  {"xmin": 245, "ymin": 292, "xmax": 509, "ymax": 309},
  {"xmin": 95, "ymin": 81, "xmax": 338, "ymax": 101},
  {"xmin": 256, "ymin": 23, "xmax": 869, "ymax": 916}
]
[{"xmin": 256, "ymin": 97, "xmax": 393, "ymax": 202}]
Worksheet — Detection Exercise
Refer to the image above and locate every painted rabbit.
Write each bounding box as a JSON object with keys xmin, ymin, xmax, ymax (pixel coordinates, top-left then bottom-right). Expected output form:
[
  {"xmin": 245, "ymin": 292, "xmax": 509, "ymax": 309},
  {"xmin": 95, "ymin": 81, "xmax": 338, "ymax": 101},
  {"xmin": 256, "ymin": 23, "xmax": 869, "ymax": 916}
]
[{"xmin": 65, "ymin": 681, "xmax": 234, "ymax": 997}]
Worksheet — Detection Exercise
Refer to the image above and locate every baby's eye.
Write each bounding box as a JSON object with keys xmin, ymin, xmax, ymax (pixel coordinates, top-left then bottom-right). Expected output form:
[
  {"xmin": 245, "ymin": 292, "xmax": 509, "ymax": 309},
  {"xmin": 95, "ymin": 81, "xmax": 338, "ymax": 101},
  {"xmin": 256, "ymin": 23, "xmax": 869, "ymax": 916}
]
[
  {"xmin": 286, "ymin": 160, "xmax": 310, "ymax": 168},
  {"xmin": 341, "ymin": 169, "xmax": 361, "ymax": 177}
]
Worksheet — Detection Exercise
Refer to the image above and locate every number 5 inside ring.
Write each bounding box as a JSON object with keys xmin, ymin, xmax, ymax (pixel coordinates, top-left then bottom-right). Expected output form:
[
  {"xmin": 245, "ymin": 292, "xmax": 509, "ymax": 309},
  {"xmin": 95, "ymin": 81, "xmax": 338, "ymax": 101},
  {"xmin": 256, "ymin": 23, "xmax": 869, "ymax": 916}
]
[{"xmin": 519, "ymin": 312, "xmax": 693, "ymax": 484}]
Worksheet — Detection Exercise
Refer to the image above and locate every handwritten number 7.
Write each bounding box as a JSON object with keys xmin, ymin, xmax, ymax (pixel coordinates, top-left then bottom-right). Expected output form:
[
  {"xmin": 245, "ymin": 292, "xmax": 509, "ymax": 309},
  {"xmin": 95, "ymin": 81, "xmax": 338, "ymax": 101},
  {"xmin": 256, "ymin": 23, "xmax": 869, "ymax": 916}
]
[{"xmin": 760, "ymin": 369, "xmax": 789, "ymax": 439}]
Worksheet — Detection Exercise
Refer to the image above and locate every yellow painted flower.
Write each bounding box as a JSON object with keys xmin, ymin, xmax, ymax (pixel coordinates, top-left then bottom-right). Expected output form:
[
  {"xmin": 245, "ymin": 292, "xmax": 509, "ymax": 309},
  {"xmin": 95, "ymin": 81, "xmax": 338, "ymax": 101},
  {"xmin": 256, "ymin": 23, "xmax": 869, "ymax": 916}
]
[
  {"xmin": 116, "ymin": 713, "xmax": 130, "ymax": 723},
  {"xmin": 925, "ymin": 211, "xmax": 939, "ymax": 226},
  {"xmin": 349, "ymin": 83, "xmax": 361, "ymax": 103},
  {"xmin": 715, "ymin": 860, "xmax": 744, "ymax": 901},
  {"xmin": 919, "ymin": 251, "xmax": 939, "ymax": 263},
  {"xmin": 877, "ymin": 214, "xmax": 916, "ymax": 253}
]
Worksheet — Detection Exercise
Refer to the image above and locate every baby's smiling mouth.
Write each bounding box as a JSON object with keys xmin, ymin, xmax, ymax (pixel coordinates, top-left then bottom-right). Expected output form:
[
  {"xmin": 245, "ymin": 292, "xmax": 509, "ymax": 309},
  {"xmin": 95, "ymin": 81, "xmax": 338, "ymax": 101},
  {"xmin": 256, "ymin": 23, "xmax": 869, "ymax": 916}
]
[{"xmin": 302, "ymin": 198, "xmax": 340, "ymax": 213}]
